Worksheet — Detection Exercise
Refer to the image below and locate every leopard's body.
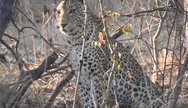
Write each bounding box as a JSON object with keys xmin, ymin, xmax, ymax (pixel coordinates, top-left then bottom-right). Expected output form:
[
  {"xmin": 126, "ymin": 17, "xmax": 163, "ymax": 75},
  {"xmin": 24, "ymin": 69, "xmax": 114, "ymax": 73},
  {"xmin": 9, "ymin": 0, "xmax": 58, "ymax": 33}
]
[{"xmin": 56, "ymin": 0, "xmax": 164, "ymax": 107}]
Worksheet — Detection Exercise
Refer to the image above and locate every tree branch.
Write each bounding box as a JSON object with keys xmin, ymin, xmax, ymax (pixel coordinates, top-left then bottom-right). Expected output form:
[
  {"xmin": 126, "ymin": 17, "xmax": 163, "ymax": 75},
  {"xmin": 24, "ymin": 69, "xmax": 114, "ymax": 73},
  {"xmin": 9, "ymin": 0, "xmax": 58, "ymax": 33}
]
[
  {"xmin": 7, "ymin": 52, "xmax": 58, "ymax": 108},
  {"xmin": 171, "ymin": 51, "xmax": 188, "ymax": 108},
  {"xmin": 44, "ymin": 70, "xmax": 75, "ymax": 108}
]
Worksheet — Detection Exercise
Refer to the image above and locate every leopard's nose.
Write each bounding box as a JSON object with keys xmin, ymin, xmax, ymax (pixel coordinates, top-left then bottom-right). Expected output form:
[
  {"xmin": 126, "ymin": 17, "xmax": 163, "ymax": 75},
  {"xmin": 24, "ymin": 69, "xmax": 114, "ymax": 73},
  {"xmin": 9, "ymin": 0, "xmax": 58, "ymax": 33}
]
[{"xmin": 61, "ymin": 23, "xmax": 68, "ymax": 28}]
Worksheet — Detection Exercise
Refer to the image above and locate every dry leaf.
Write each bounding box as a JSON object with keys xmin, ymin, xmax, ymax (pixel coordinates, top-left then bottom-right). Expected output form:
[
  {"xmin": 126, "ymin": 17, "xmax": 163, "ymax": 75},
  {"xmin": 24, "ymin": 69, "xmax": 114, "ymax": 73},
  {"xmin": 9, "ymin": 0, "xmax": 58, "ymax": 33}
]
[{"xmin": 122, "ymin": 24, "xmax": 132, "ymax": 36}]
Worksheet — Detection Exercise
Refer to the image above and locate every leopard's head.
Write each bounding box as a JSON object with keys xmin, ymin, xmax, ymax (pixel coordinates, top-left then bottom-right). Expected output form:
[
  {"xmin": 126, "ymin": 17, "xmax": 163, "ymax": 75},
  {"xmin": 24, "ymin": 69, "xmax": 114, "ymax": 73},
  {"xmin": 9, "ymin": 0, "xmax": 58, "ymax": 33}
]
[{"xmin": 56, "ymin": 0, "xmax": 102, "ymax": 46}]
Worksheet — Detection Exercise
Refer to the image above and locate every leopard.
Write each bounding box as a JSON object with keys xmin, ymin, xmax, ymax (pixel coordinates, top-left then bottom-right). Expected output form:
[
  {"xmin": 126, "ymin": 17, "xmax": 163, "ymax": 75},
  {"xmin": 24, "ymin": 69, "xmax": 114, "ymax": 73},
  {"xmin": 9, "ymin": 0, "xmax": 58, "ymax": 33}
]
[{"xmin": 55, "ymin": 0, "xmax": 165, "ymax": 107}]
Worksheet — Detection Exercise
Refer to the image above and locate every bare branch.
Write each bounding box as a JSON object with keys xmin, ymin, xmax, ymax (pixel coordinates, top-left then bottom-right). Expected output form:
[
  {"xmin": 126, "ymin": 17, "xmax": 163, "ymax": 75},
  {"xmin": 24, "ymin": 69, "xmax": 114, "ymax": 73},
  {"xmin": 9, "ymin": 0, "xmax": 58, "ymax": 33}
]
[
  {"xmin": 73, "ymin": 0, "xmax": 88, "ymax": 107},
  {"xmin": 7, "ymin": 52, "xmax": 58, "ymax": 108},
  {"xmin": 44, "ymin": 70, "xmax": 75, "ymax": 108}
]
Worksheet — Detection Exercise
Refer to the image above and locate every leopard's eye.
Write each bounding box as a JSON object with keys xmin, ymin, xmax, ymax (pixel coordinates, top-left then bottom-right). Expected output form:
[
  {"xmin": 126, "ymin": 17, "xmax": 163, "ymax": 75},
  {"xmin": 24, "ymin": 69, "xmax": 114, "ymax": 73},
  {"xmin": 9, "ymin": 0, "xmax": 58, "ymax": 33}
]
[{"xmin": 69, "ymin": 9, "xmax": 76, "ymax": 14}]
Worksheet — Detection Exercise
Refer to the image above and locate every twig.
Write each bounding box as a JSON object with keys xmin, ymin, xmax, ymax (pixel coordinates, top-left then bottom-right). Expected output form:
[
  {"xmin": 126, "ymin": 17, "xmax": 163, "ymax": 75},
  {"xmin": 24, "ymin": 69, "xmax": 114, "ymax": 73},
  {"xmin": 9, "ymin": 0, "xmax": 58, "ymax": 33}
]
[
  {"xmin": 118, "ymin": 5, "xmax": 171, "ymax": 18},
  {"xmin": 98, "ymin": 0, "xmax": 119, "ymax": 107},
  {"xmin": 47, "ymin": 52, "xmax": 69, "ymax": 70},
  {"xmin": 162, "ymin": 6, "xmax": 179, "ymax": 101},
  {"xmin": 99, "ymin": 0, "xmax": 113, "ymax": 54},
  {"xmin": 171, "ymin": 51, "xmax": 188, "ymax": 108},
  {"xmin": 152, "ymin": 0, "xmax": 168, "ymax": 93},
  {"xmin": 43, "ymin": 65, "xmax": 70, "ymax": 76},
  {"xmin": 110, "ymin": 26, "xmax": 124, "ymax": 39},
  {"xmin": 7, "ymin": 52, "xmax": 58, "ymax": 108},
  {"xmin": 73, "ymin": 0, "xmax": 87, "ymax": 108},
  {"xmin": 44, "ymin": 70, "xmax": 75, "ymax": 108},
  {"xmin": 13, "ymin": 7, "xmax": 64, "ymax": 56},
  {"xmin": 3, "ymin": 33, "xmax": 18, "ymax": 42},
  {"xmin": 42, "ymin": 11, "xmax": 55, "ymax": 29},
  {"xmin": 171, "ymin": 1, "xmax": 186, "ymax": 107},
  {"xmin": 0, "ymin": 38, "xmax": 24, "ymax": 72}
]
